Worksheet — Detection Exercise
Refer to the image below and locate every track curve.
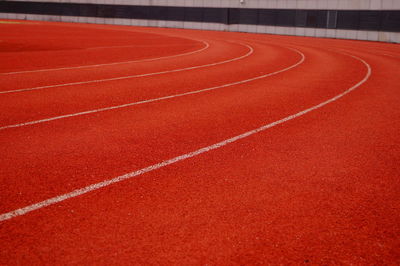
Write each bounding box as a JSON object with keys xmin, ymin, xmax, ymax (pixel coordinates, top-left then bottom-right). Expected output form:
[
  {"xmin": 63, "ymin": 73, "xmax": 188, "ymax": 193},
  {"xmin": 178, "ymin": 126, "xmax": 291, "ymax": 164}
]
[{"xmin": 0, "ymin": 20, "xmax": 399, "ymax": 265}]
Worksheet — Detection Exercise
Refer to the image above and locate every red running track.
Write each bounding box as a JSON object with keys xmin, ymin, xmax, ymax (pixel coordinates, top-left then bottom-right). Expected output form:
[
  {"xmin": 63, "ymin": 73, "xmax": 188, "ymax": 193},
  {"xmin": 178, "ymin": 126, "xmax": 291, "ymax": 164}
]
[{"xmin": 0, "ymin": 20, "xmax": 399, "ymax": 264}]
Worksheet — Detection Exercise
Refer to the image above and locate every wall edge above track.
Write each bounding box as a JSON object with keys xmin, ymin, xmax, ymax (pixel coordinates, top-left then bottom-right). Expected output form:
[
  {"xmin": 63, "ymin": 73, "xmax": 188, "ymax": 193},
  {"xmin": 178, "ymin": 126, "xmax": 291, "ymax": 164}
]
[{"xmin": 0, "ymin": 0, "xmax": 399, "ymax": 43}]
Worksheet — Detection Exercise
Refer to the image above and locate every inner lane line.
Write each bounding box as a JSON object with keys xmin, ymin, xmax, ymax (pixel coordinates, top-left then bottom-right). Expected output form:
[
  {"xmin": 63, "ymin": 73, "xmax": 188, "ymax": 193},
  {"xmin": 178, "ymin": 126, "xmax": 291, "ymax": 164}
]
[
  {"xmin": 0, "ymin": 40, "xmax": 209, "ymax": 75},
  {"xmin": 0, "ymin": 47, "xmax": 304, "ymax": 131},
  {"xmin": 86, "ymin": 44, "xmax": 196, "ymax": 49}
]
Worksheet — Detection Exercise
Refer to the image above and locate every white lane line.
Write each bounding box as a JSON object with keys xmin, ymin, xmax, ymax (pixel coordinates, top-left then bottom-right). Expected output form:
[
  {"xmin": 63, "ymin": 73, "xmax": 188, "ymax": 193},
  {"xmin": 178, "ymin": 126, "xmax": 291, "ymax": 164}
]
[
  {"xmin": 0, "ymin": 42, "xmax": 253, "ymax": 95},
  {"xmin": 383, "ymin": 53, "xmax": 400, "ymax": 59},
  {"xmin": 0, "ymin": 52, "xmax": 371, "ymax": 222},
  {"xmin": 86, "ymin": 44, "xmax": 192, "ymax": 50},
  {"xmin": 0, "ymin": 41, "xmax": 209, "ymax": 75},
  {"xmin": 87, "ymin": 45, "xmax": 140, "ymax": 50},
  {"xmin": 0, "ymin": 47, "xmax": 303, "ymax": 131}
]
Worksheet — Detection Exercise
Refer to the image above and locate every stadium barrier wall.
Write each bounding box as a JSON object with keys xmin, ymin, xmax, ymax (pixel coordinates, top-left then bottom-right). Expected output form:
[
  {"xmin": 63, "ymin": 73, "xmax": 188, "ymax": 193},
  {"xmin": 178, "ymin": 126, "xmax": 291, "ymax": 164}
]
[{"xmin": 0, "ymin": 0, "xmax": 399, "ymax": 43}]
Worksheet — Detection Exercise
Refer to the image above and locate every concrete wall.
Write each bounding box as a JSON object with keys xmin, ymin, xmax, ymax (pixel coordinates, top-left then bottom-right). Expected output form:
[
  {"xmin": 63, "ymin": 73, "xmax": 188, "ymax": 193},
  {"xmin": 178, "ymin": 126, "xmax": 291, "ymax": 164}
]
[{"xmin": 1, "ymin": 0, "xmax": 399, "ymax": 43}]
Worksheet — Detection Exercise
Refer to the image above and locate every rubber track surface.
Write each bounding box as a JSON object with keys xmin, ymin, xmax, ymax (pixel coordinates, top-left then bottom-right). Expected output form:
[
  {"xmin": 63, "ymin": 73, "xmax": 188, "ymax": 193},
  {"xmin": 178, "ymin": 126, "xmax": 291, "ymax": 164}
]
[{"xmin": 0, "ymin": 20, "xmax": 399, "ymax": 264}]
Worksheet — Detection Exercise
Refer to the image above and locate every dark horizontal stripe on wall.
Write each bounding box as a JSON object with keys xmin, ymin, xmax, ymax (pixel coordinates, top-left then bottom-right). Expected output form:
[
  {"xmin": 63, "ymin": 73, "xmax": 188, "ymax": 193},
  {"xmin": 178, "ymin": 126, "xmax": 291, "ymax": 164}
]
[{"xmin": 0, "ymin": 1, "xmax": 399, "ymax": 32}]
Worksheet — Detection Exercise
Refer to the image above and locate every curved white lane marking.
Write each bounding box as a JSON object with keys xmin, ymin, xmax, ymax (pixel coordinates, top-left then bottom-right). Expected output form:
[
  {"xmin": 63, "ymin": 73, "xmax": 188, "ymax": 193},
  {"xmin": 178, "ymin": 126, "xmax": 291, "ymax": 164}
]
[
  {"xmin": 0, "ymin": 40, "xmax": 209, "ymax": 75},
  {"xmin": 0, "ymin": 47, "xmax": 303, "ymax": 130},
  {"xmin": 87, "ymin": 43, "xmax": 195, "ymax": 50},
  {"xmin": 0, "ymin": 52, "xmax": 371, "ymax": 222},
  {"xmin": 383, "ymin": 53, "xmax": 400, "ymax": 59},
  {"xmin": 0, "ymin": 42, "xmax": 253, "ymax": 95}
]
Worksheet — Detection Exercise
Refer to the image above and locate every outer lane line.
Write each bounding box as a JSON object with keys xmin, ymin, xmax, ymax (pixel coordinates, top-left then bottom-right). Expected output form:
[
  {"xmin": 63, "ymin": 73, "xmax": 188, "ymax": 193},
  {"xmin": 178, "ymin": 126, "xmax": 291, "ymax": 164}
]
[
  {"xmin": 0, "ymin": 42, "xmax": 253, "ymax": 95},
  {"xmin": 0, "ymin": 51, "xmax": 371, "ymax": 222},
  {"xmin": 0, "ymin": 40, "xmax": 209, "ymax": 75},
  {"xmin": 0, "ymin": 47, "xmax": 304, "ymax": 131}
]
